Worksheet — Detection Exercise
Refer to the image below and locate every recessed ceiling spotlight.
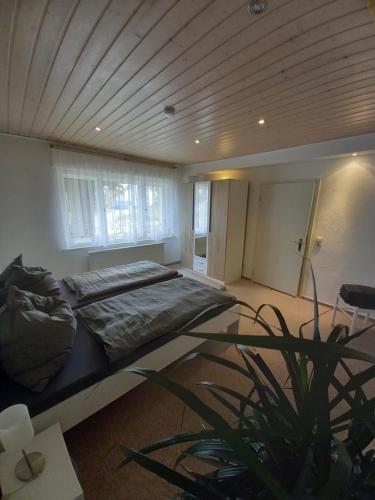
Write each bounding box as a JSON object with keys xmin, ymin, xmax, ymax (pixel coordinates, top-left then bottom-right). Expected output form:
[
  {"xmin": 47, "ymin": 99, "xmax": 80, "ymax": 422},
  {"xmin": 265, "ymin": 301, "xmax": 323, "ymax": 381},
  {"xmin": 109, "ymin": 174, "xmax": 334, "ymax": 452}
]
[
  {"xmin": 95, "ymin": 126, "xmax": 101, "ymax": 131},
  {"xmin": 258, "ymin": 119, "xmax": 265, "ymax": 125},
  {"xmin": 352, "ymin": 152, "xmax": 358, "ymax": 156},
  {"xmin": 248, "ymin": 0, "xmax": 268, "ymax": 15},
  {"xmin": 195, "ymin": 139, "xmax": 200, "ymax": 144}
]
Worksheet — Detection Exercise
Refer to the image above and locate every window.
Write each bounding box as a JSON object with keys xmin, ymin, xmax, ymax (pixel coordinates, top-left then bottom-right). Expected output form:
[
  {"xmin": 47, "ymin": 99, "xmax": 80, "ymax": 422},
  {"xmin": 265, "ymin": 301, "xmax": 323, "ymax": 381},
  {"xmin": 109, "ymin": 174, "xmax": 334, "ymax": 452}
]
[
  {"xmin": 54, "ymin": 149, "xmax": 177, "ymax": 249},
  {"xmin": 64, "ymin": 176, "xmax": 98, "ymax": 245}
]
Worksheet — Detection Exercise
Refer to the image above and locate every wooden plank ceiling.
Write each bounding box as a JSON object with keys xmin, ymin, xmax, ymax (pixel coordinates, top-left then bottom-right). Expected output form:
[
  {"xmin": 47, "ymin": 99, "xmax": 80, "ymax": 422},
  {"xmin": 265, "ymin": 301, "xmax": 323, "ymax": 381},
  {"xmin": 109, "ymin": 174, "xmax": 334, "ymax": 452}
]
[{"xmin": 1, "ymin": 0, "xmax": 374, "ymax": 165}]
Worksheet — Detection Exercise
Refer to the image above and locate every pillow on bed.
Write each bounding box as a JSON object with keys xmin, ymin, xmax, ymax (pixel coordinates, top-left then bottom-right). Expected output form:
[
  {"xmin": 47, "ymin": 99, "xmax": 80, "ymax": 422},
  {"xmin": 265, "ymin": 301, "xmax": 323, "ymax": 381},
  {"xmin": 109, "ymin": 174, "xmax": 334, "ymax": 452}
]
[
  {"xmin": 0, "ymin": 286, "xmax": 76, "ymax": 392},
  {"xmin": 4, "ymin": 265, "xmax": 61, "ymax": 298},
  {"xmin": 0, "ymin": 255, "xmax": 23, "ymax": 306},
  {"xmin": 0, "ymin": 289, "xmax": 7, "ymax": 307},
  {"xmin": 0, "ymin": 254, "xmax": 23, "ymax": 286}
]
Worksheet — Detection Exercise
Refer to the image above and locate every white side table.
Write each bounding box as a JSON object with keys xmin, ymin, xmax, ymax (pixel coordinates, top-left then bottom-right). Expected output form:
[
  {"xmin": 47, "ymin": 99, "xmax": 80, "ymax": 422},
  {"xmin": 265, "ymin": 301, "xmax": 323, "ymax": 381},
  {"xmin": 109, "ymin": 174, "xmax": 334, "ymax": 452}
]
[{"xmin": 0, "ymin": 423, "xmax": 84, "ymax": 500}]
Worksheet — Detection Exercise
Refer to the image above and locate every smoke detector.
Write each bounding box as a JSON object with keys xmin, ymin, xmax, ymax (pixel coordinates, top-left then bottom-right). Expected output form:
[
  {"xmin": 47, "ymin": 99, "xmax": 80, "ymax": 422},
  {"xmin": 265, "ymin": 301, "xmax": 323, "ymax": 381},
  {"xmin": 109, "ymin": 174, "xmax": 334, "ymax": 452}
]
[
  {"xmin": 248, "ymin": 1, "xmax": 268, "ymax": 15},
  {"xmin": 164, "ymin": 105, "xmax": 176, "ymax": 116}
]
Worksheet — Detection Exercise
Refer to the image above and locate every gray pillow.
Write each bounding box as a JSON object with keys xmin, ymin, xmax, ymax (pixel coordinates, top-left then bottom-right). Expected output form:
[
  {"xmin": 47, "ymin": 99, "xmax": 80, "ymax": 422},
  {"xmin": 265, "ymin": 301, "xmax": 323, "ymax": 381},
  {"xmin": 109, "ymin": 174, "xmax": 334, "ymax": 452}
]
[
  {"xmin": 5, "ymin": 265, "xmax": 61, "ymax": 298},
  {"xmin": 0, "ymin": 254, "xmax": 23, "ymax": 286},
  {"xmin": 0, "ymin": 286, "xmax": 76, "ymax": 392},
  {"xmin": 0, "ymin": 290, "xmax": 7, "ymax": 307}
]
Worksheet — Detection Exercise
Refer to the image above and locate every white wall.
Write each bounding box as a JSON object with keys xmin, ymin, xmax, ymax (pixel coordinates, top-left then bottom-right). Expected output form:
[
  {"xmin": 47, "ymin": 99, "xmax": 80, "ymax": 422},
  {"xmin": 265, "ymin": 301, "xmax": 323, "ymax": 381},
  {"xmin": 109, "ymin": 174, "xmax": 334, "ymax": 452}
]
[
  {"xmin": 0, "ymin": 134, "xmax": 181, "ymax": 279},
  {"xmin": 184, "ymin": 154, "xmax": 375, "ymax": 306},
  {"xmin": 2, "ymin": 132, "xmax": 374, "ymax": 305}
]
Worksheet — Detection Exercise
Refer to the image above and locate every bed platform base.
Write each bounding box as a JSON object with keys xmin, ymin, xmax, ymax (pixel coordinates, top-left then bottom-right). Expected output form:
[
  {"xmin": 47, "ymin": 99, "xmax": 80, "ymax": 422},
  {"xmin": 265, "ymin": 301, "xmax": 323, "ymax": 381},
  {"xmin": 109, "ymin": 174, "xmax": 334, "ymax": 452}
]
[{"xmin": 32, "ymin": 305, "xmax": 240, "ymax": 433}]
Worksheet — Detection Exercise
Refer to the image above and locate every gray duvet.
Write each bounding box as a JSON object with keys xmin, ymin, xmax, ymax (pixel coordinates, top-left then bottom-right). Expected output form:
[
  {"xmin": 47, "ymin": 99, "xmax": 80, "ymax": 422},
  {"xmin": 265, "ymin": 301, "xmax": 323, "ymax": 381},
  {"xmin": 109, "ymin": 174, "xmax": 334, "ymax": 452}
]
[
  {"xmin": 77, "ymin": 278, "xmax": 236, "ymax": 362},
  {"xmin": 63, "ymin": 260, "xmax": 177, "ymax": 301}
]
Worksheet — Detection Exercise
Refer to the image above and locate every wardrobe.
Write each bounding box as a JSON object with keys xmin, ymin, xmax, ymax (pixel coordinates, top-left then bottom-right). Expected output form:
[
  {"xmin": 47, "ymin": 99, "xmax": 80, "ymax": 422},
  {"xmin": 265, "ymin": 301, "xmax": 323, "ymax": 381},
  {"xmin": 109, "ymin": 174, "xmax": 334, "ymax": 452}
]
[{"xmin": 181, "ymin": 179, "xmax": 248, "ymax": 284}]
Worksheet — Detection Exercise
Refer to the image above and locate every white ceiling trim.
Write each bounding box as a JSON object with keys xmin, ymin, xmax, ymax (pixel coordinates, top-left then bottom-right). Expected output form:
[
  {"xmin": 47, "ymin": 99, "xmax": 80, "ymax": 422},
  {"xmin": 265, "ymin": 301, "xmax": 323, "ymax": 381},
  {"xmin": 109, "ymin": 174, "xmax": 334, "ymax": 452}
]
[{"xmin": 185, "ymin": 132, "xmax": 375, "ymax": 174}]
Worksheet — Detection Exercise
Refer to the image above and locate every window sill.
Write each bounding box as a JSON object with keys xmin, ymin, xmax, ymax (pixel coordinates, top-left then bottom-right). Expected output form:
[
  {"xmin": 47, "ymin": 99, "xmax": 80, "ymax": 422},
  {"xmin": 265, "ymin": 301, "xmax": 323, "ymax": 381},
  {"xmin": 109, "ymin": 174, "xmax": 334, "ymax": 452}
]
[
  {"xmin": 88, "ymin": 241, "xmax": 164, "ymax": 254},
  {"xmin": 62, "ymin": 236, "xmax": 176, "ymax": 253}
]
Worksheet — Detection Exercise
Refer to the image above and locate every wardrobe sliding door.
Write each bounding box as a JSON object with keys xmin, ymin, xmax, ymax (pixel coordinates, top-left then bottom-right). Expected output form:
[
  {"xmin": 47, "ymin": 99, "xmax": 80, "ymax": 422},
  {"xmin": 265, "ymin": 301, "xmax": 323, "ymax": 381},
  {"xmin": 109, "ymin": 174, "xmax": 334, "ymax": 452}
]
[
  {"xmin": 207, "ymin": 180, "xmax": 229, "ymax": 281},
  {"xmin": 181, "ymin": 183, "xmax": 193, "ymax": 268}
]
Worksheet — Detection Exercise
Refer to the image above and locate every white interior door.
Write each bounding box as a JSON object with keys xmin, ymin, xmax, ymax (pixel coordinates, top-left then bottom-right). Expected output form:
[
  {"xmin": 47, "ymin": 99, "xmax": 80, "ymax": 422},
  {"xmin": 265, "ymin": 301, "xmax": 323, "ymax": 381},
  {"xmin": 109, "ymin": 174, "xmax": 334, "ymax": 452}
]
[{"xmin": 253, "ymin": 181, "xmax": 315, "ymax": 296}]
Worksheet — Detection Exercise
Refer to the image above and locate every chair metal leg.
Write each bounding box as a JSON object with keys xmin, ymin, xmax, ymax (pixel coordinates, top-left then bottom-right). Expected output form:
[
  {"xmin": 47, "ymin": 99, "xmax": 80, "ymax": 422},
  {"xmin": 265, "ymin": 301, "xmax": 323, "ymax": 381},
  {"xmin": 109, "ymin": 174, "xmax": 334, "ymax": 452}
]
[
  {"xmin": 349, "ymin": 307, "xmax": 359, "ymax": 336},
  {"xmin": 332, "ymin": 294, "xmax": 339, "ymax": 326}
]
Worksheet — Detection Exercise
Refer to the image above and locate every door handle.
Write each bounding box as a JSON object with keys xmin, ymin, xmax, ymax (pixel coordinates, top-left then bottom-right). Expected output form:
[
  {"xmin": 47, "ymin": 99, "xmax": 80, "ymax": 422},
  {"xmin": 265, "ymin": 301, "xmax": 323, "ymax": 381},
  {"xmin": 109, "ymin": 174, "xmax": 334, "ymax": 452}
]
[{"xmin": 294, "ymin": 238, "xmax": 303, "ymax": 252}]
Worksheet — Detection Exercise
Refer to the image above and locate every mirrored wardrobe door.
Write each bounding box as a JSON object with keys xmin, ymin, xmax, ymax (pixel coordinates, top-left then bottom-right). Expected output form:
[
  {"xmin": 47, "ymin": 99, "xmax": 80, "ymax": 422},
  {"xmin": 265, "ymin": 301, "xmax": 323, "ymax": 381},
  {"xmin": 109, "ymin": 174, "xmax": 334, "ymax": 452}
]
[{"xmin": 192, "ymin": 181, "xmax": 210, "ymax": 275}]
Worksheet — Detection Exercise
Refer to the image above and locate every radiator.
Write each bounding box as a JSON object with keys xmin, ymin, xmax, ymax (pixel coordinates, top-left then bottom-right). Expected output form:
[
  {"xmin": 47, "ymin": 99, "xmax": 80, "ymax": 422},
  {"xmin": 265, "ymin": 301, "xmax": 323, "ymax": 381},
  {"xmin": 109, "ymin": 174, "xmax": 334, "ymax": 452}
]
[{"xmin": 88, "ymin": 242, "xmax": 164, "ymax": 271}]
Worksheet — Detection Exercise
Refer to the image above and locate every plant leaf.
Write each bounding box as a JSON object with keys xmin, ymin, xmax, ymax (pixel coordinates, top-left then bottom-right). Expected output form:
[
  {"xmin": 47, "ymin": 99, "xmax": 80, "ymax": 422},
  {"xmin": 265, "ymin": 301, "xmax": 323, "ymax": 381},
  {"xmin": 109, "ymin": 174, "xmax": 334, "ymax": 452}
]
[
  {"xmin": 320, "ymin": 439, "xmax": 352, "ymax": 500},
  {"xmin": 308, "ymin": 262, "xmax": 321, "ymax": 341},
  {"xmin": 179, "ymin": 332, "xmax": 375, "ymax": 364},
  {"xmin": 293, "ymin": 447, "xmax": 314, "ymax": 496},
  {"xmin": 118, "ymin": 428, "xmax": 277, "ymax": 468},
  {"xmin": 175, "ymin": 440, "xmax": 236, "ymax": 468},
  {"xmin": 126, "ymin": 367, "xmax": 290, "ymax": 500},
  {"xmin": 181, "ymin": 332, "xmax": 375, "ymax": 364},
  {"xmin": 255, "ymin": 304, "xmax": 292, "ymax": 337},
  {"xmin": 330, "ymin": 374, "xmax": 375, "ymax": 438},
  {"xmin": 331, "ymin": 396, "xmax": 375, "ymax": 426},
  {"xmin": 237, "ymin": 346, "xmax": 300, "ymax": 427},
  {"xmin": 118, "ymin": 430, "xmax": 234, "ymax": 468},
  {"xmin": 207, "ymin": 388, "xmax": 242, "ymax": 420},
  {"xmin": 339, "ymin": 322, "xmax": 375, "ymax": 345},
  {"xmin": 327, "ymin": 324, "xmax": 349, "ymax": 344},
  {"xmin": 179, "ymin": 351, "xmax": 252, "ymax": 380},
  {"xmin": 121, "ymin": 446, "xmax": 220, "ymax": 498},
  {"xmin": 309, "ymin": 359, "xmax": 333, "ymax": 485},
  {"xmin": 200, "ymin": 381, "xmax": 295, "ymax": 438},
  {"xmin": 332, "ymin": 365, "xmax": 375, "ymax": 405}
]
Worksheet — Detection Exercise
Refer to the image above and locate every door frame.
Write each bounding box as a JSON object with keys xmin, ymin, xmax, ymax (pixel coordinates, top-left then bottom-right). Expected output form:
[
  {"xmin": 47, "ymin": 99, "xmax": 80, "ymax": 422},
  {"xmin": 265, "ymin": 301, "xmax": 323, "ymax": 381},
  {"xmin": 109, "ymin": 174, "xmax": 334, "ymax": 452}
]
[
  {"xmin": 254, "ymin": 178, "xmax": 321, "ymax": 297},
  {"xmin": 296, "ymin": 178, "xmax": 321, "ymax": 296}
]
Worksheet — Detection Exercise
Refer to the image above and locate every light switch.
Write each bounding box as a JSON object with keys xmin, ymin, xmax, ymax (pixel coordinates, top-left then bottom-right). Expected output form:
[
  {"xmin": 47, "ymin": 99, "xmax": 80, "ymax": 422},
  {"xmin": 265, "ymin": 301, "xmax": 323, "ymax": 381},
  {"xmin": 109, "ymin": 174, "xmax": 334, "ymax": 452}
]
[{"xmin": 315, "ymin": 236, "xmax": 324, "ymax": 248}]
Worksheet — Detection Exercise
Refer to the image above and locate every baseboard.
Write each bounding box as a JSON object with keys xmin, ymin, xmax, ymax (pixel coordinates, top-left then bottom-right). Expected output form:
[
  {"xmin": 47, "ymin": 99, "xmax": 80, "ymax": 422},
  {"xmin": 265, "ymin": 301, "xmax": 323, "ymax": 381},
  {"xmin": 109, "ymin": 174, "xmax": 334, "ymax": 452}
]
[
  {"xmin": 301, "ymin": 294, "xmax": 333, "ymax": 308},
  {"xmin": 177, "ymin": 266, "xmax": 226, "ymax": 290}
]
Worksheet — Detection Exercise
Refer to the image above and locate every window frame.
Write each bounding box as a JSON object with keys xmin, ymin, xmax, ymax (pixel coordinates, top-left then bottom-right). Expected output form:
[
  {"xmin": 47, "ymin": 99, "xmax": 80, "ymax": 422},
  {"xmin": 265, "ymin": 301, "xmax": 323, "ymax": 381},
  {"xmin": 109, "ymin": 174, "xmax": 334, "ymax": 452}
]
[{"xmin": 60, "ymin": 170, "xmax": 175, "ymax": 250}]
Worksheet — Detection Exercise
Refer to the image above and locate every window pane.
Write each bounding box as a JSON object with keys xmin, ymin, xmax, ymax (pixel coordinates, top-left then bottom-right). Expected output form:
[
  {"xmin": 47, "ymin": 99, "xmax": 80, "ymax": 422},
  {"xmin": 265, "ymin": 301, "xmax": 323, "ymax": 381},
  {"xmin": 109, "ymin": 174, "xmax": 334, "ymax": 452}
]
[
  {"xmin": 145, "ymin": 184, "xmax": 165, "ymax": 239},
  {"xmin": 64, "ymin": 177, "xmax": 98, "ymax": 245},
  {"xmin": 103, "ymin": 181, "xmax": 142, "ymax": 243}
]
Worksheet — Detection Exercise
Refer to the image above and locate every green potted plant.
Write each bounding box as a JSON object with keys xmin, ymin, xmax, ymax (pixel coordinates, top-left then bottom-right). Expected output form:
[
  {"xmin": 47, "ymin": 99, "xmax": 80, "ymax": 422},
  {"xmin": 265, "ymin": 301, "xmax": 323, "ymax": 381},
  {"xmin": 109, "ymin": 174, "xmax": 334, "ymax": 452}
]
[{"xmin": 117, "ymin": 273, "xmax": 375, "ymax": 499}]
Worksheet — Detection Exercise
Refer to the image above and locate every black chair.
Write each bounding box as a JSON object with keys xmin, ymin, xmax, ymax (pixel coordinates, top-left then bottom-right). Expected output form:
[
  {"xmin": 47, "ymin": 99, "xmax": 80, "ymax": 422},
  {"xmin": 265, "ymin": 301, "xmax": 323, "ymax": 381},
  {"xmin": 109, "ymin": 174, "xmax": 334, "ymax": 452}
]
[{"xmin": 332, "ymin": 282, "xmax": 375, "ymax": 334}]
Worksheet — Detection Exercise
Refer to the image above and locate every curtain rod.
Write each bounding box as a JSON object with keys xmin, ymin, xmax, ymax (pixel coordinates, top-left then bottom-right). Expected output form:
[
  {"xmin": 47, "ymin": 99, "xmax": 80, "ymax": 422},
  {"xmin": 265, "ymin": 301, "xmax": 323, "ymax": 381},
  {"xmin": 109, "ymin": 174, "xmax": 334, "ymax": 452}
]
[{"xmin": 49, "ymin": 142, "xmax": 177, "ymax": 169}]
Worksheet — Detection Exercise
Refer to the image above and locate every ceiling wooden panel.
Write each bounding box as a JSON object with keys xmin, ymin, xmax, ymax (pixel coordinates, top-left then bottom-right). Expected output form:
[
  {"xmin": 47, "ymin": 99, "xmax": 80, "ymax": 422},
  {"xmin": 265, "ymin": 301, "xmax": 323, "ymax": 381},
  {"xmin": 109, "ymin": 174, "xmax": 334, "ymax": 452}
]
[{"xmin": 1, "ymin": 0, "xmax": 374, "ymax": 164}]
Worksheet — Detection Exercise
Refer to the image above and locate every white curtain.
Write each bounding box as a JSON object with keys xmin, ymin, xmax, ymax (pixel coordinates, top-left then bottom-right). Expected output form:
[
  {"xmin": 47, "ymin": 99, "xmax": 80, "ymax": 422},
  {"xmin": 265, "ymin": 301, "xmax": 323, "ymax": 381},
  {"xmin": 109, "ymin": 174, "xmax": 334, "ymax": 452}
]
[{"xmin": 53, "ymin": 148, "xmax": 178, "ymax": 249}]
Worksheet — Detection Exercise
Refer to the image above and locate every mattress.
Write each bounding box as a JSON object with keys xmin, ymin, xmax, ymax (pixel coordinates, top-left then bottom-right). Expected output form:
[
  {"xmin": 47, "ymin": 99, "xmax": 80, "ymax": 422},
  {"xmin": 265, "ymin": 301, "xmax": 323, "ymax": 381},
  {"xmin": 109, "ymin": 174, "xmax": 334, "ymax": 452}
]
[{"xmin": 0, "ymin": 301, "xmax": 236, "ymax": 418}]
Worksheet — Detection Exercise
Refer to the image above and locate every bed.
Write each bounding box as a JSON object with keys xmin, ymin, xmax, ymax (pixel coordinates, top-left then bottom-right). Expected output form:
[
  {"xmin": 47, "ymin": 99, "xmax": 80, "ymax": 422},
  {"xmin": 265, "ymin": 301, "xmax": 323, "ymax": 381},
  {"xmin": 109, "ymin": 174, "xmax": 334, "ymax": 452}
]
[{"xmin": 1, "ymin": 273, "xmax": 240, "ymax": 433}]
